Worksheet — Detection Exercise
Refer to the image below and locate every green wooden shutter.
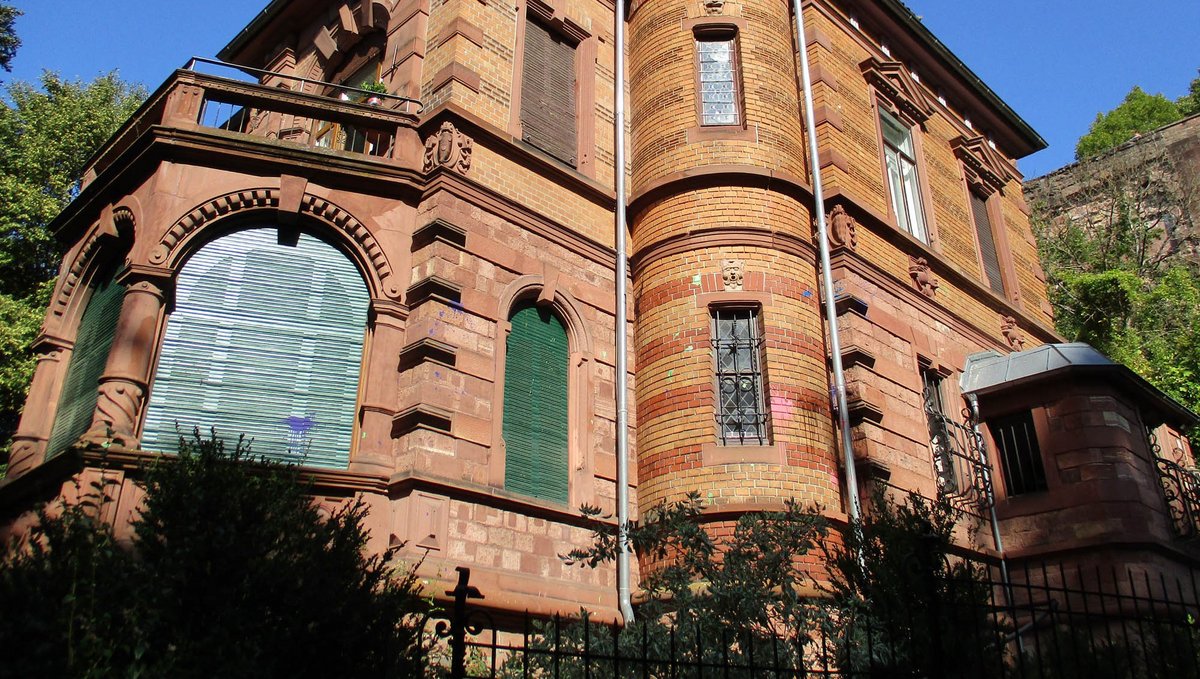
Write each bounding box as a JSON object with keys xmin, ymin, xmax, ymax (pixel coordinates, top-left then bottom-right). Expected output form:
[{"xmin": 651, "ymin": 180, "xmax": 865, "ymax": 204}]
[
  {"xmin": 141, "ymin": 228, "xmax": 369, "ymax": 468},
  {"xmin": 502, "ymin": 301, "xmax": 569, "ymax": 504},
  {"xmin": 46, "ymin": 272, "xmax": 126, "ymax": 457}
]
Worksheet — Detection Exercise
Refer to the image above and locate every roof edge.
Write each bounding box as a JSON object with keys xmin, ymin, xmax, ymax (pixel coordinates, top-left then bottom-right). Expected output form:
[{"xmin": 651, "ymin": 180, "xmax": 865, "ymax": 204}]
[
  {"xmin": 874, "ymin": 0, "xmax": 1047, "ymax": 156},
  {"xmin": 218, "ymin": 0, "xmax": 290, "ymax": 63}
]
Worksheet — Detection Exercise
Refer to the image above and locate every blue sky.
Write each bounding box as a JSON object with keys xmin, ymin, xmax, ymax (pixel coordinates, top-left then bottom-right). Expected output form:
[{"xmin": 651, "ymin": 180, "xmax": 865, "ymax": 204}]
[{"xmin": 5, "ymin": 1, "xmax": 1198, "ymax": 178}]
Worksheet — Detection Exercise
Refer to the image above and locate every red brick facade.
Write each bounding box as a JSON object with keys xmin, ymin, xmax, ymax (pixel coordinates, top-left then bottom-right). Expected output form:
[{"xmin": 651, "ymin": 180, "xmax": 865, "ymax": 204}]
[{"xmin": 2, "ymin": 0, "xmax": 1196, "ymax": 620}]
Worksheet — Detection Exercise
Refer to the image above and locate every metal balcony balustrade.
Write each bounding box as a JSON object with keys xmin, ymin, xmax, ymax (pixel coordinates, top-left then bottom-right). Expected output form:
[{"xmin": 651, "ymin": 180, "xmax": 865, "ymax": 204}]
[
  {"xmin": 1150, "ymin": 431, "xmax": 1200, "ymax": 540},
  {"xmin": 81, "ymin": 57, "xmax": 423, "ymax": 183}
]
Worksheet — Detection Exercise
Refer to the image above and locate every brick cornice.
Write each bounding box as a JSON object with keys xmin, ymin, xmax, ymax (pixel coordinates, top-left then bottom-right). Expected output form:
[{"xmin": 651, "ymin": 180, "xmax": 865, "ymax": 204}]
[
  {"xmin": 423, "ymin": 169, "xmax": 617, "ymax": 270},
  {"xmin": 52, "ymin": 124, "xmax": 426, "ymax": 244},
  {"xmin": 630, "ymin": 225, "xmax": 817, "ymax": 278},
  {"xmin": 628, "ymin": 165, "xmax": 814, "ymax": 224}
]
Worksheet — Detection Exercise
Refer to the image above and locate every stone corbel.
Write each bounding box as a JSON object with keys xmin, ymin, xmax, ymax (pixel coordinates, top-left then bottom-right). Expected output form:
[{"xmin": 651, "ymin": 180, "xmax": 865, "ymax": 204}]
[
  {"xmin": 1001, "ymin": 315, "xmax": 1026, "ymax": 351},
  {"xmin": 908, "ymin": 255, "xmax": 939, "ymax": 298}
]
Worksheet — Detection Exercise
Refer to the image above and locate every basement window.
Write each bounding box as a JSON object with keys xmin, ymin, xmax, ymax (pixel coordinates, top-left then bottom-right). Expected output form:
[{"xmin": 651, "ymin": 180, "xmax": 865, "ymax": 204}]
[{"xmin": 990, "ymin": 410, "xmax": 1048, "ymax": 497}]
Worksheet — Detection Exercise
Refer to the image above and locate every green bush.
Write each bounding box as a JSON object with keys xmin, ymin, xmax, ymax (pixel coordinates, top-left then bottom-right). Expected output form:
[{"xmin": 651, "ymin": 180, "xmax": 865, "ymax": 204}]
[{"xmin": 0, "ymin": 430, "xmax": 430, "ymax": 678}]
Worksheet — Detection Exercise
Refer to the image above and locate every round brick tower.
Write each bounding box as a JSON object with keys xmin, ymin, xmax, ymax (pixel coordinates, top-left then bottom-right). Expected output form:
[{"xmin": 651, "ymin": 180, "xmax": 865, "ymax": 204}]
[{"xmin": 629, "ymin": 1, "xmax": 842, "ymax": 517}]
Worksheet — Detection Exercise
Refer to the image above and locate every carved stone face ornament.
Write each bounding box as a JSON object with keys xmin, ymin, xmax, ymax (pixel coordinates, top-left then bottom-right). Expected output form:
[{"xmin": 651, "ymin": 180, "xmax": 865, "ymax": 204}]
[{"xmin": 722, "ymin": 259, "xmax": 744, "ymax": 291}]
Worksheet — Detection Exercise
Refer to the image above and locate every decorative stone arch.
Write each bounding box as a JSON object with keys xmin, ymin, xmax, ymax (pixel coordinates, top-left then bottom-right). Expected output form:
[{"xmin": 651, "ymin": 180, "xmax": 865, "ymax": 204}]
[
  {"xmin": 489, "ymin": 273, "xmax": 596, "ymax": 509},
  {"xmin": 47, "ymin": 197, "xmax": 140, "ymax": 336},
  {"xmin": 148, "ymin": 187, "xmax": 402, "ymax": 301}
]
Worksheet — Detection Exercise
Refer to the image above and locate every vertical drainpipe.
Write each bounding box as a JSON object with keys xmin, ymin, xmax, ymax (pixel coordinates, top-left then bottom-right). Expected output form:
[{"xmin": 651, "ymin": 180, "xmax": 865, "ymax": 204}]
[
  {"xmin": 790, "ymin": 0, "xmax": 862, "ymax": 524},
  {"xmin": 614, "ymin": 0, "xmax": 636, "ymax": 625},
  {"xmin": 966, "ymin": 391, "xmax": 1017, "ymax": 648}
]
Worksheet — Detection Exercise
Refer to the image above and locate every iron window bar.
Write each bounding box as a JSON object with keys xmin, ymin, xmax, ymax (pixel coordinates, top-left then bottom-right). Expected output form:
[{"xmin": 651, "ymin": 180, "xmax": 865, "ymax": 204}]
[
  {"xmin": 923, "ymin": 372, "xmax": 994, "ymax": 513},
  {"xmin": 990, "ymin": 410, "xmax": 1047, "ymax": 497},
  {"xmin": 712, "ymin": 308, "xmax": 770, "ymax": 446}
]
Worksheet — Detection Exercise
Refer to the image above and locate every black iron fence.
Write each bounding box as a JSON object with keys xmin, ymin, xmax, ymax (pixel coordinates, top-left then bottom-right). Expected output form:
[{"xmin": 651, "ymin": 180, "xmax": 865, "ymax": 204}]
[{"xmin": 421, "ymin": 562, "xmax": 1200, "ymax": 678}]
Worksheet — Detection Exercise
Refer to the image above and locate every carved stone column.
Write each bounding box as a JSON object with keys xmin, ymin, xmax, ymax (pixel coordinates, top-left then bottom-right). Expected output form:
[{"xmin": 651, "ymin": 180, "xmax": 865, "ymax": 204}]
[
  {"xmin": 83, "ymin": 269, "xmax": 170, "ymax": 449},
  {"xmin": 6, "ymin": 337, "xmax": 71, "ymax": 478},
  {"xmin": 353, "ymin": 299, "xmax": 407, "ymax": 474}
]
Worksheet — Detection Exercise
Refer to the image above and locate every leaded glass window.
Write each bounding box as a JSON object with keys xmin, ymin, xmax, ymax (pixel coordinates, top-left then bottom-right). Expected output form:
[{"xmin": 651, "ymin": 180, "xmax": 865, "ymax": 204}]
[
  {"xmin": 880, "ymin": 109, "xmax": 928, "ymax": 242},
  {"xmin": 712, "ymin": 308, "xmax": 769, "ymax": 445},
  {"xmin": 698, "ymin": 37, "xmax": 739, "ymax": 126}
]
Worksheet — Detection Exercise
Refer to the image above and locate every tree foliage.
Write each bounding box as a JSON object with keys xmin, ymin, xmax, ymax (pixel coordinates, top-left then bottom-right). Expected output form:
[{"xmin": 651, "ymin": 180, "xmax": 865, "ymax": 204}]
[
  {"xmin": 821, "ymin": 492, "xmax": 1004, "ymax": 677},
  {"xmin": 537, "ymin": 491, "xmax": 998, "ymax": 676},
  {"xmin": 0, "ymin": 431, "xmax": 431, "ymax": 678},
  {"xmin": 1032, "ymin": 128, "xmax": 1200, "ymax": 438},
  {"xmin": 1075, "ymin": 87, "xmax": 1183, "ymax": 160},
  {"xmin": 1179, "ymin": 71, "xmax": 1200, "ymax": 117},
  {"xmin": 0, "ymin": 4, "xmax": 18, "ymax": 75},
  {"xmin": 0, "ymin": 72, "xmax": 145, "ymax": 459}
]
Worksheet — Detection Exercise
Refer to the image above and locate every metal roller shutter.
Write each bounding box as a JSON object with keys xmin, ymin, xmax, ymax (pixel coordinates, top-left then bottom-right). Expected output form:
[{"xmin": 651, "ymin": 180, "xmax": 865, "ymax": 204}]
[
  {"xmin": 971, "ymin": 192, "xmax": 1005, "ymax": 295},
  {"xmin": 141, "ymin": 228, "xmax": 369, "ymax": 468},
  {"xmin": 521, "ymin": 18, "xmax": 577, "ymax": 166}
]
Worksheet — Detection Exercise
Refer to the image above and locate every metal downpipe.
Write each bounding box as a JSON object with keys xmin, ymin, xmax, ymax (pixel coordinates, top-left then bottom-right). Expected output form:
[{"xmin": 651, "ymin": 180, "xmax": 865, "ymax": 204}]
[
  {"xmin": 614, "ymin": 0, "xmax": 635, "ymax": 625},
  {"xmin": 791, "ymin": 0, "xmax": 862, "ymax": 524}
]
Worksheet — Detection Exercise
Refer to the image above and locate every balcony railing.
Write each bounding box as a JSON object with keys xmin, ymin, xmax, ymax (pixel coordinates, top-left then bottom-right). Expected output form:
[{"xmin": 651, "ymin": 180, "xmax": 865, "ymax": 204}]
[
  {"xmin": 1154, "ymin": 454, "xmax": 1200, "ymax": 540},
  {"xmin": 82, "ymin": 57, "xmax": 422, "ymax": 183}
]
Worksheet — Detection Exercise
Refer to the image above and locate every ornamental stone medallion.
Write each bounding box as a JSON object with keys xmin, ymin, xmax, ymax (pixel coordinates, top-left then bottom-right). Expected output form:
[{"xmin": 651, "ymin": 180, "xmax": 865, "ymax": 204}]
[{"xmin": 423, "ymin": 121, "xmax": 473, "ymax": 175}]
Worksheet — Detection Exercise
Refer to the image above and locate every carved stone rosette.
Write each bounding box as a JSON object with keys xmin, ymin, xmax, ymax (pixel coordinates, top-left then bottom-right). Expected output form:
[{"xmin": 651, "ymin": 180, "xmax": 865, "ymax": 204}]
[
  {"xmin": 423, "ymin": 121, "xmax": 473, "ymax": 175},
  {"xmin": 827, "ymin": 204, "xmax": 858, "ymax": 250},
  {"xmin": 1001, "ymin": 315, "xmax": 1026, "ymax": 351},
  {"xmin": 721, "ymin": 259, "xmax": 744, "ymax": 291},
  {"xmin": 908, "ymin": 255, "xmax": 939, "ymax": 298}
]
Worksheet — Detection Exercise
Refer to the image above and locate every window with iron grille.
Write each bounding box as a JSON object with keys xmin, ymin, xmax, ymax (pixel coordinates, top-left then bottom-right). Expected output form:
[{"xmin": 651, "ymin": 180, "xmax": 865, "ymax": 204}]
[
  {"xmin": 697, "ymin": 35, "xmax": 740, "ymax": 126},
  {"xmin": 521, "ymin": 17, "xmax": 577, "ymax": 166},
  {"xmin": 921, "ymin": 368, "xmax": 957, "ymax": 493},
  {"xmin": 990, "ymin": 410, "xmax": 1047, "ymax": 496},
  {"xmin": 880, "ymin": 109, "xmax": 928, "ymax": 243},
  {"xmin": 712, "ymin": 308, "xmax": 770, "ymax": 445}
]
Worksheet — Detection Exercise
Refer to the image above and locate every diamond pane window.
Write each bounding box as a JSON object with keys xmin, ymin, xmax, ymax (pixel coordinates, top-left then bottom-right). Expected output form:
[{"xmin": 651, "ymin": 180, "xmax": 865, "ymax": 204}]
[
  {"xmin": 712, "ymin": 308, "xmax": 769, "ymax": 445},
  {"xmin": 698, "ymin": 38, "xmax": 739, "ymax": 126}
]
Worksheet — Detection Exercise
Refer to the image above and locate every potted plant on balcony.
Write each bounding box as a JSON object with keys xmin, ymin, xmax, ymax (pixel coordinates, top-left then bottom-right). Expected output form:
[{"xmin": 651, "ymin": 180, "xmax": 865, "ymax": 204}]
[{"xmin": 358, "ymin": 80, "xmax": 389, "ymax": 106}]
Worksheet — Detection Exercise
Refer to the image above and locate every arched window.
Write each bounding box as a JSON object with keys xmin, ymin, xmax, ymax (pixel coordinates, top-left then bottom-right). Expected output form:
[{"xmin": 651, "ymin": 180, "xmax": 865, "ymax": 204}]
[
  {"xmin": 502, "ymin": 300, "xmax": 569, "ymax": 504},
  {"xmin": 45, "ymin": 270, "xmax": 125, "ymax": 457},
  {"xmin": 141, "ymin": 227, "xmax": 370, "ymax": 468}
]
